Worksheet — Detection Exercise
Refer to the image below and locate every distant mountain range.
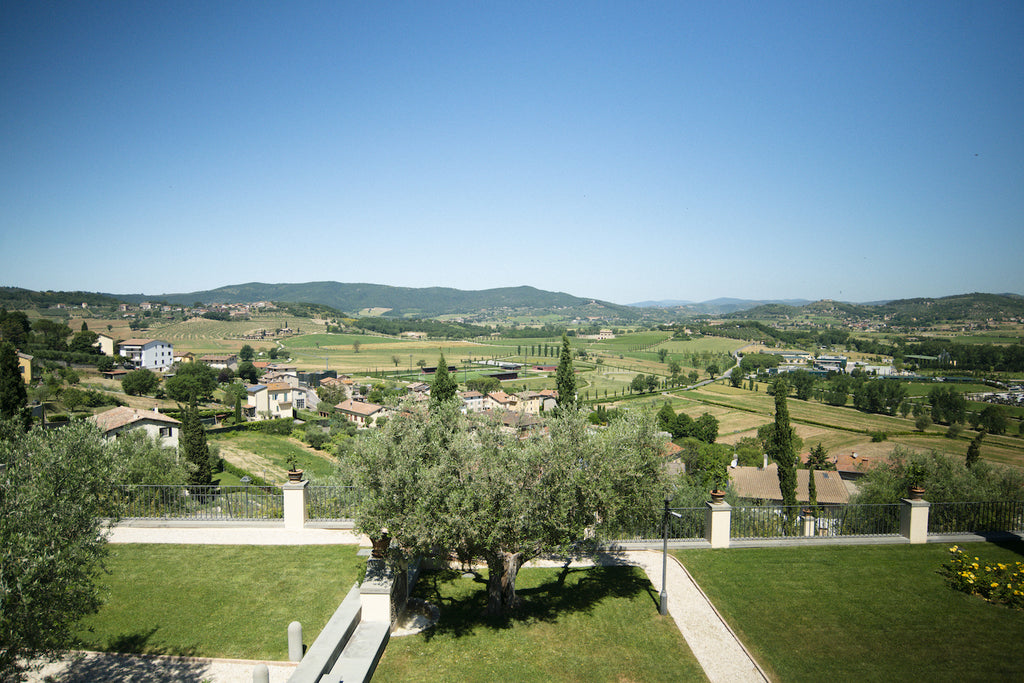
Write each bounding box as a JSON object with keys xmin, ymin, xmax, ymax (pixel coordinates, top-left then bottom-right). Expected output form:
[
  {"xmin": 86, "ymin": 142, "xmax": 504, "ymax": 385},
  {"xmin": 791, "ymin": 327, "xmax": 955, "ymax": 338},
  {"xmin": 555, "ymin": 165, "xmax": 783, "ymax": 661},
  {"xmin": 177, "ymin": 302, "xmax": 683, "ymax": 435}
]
[
  {"xmin": 109, "ymin": 282, "xmax": 641, "ymax": 320},
  {"xmin": 3, "ymin": 283, "xmax": 1021, "ymax": 324}
]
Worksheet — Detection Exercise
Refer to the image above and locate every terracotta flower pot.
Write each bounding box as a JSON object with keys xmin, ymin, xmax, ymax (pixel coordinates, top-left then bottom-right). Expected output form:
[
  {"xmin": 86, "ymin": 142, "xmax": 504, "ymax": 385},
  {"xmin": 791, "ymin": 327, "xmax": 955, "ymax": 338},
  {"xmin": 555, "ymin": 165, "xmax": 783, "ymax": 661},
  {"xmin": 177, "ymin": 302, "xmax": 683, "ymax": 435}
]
[
  {"xmin": 288, "ymin": 469, "xmax": 303, "ymax": 483},
  {"xmin": 371, "ymin": 534, "xmax": 391, "ymax": 559},
  {"xmin": 710, "ymin": 490, "xmax": 726, "ymax": 504},
  {"xmin": 908, "ymin": 485, "xmax": 925, "ymax": 501}
]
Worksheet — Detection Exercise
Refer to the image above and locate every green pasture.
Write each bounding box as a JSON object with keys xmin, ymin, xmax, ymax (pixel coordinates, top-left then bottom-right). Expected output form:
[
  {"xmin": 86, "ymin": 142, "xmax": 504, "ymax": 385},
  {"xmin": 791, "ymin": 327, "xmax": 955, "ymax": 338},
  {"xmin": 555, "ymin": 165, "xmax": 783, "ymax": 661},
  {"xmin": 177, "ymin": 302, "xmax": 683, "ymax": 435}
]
[
  {"xmin": 77, "ymin": 544, "xmax": 360, "ymax": 661},
  {"xmin": 677, "ymin": 543, "xmax": 1024, "ymax": 682}
]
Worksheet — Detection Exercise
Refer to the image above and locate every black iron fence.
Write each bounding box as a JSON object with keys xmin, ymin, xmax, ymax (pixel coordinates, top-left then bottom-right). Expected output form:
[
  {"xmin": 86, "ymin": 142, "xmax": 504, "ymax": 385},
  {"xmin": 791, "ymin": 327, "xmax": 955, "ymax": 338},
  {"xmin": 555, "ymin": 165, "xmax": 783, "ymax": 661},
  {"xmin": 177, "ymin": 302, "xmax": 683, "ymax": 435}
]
[
  {"xmin": 306, "ymin": 486, "xmax": 362, "ymax": 521},
  {"xmin": 113, "ymin": 484, "xmax": 283, "ymax": 520},
  {"xmin": 928, "ymin": 501, "xmax": 1024, "ymax": 535},
  {"xmin": 732, "ymin": 504, "xmax": 901, "ymax": 539}
]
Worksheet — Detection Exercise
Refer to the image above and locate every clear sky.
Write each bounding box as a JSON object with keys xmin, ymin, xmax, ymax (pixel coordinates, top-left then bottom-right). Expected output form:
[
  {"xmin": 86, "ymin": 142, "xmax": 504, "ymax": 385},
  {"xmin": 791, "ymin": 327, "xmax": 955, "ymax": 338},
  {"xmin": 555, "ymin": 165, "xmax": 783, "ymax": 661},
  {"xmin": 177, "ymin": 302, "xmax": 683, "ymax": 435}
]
[{"xmin": 2, "ymin": 2, "xmax": 1022, "ymax": 305}]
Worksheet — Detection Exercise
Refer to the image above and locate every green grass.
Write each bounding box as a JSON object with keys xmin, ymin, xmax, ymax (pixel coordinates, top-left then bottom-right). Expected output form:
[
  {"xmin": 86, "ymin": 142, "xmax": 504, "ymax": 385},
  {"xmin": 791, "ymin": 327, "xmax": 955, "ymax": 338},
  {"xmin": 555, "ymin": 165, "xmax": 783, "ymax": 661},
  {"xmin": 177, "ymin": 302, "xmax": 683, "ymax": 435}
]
[
  {"xmin": 676, "ymin": 542, "xmax": 1024, "ymax": 682},
  {"xmin": 78, "ymin": 545, "xmax": 361, "ymax": 660},
  {"xmin": 376, "ymin": 566, "xmax": 704, "ymax": 682},
  {"xmin": 209, "ymin": 432, "xmax": 338, "ymax": 482}
]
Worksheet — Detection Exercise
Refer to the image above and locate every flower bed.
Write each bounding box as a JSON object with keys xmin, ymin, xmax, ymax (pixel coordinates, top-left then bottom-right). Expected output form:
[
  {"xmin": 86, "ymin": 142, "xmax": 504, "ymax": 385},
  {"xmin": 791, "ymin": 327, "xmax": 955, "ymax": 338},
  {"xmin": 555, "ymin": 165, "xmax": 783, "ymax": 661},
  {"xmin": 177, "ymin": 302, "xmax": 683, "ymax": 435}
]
[{"xmin": 940, "ymin": 545, "xmax": 1024, "ymax": 609}]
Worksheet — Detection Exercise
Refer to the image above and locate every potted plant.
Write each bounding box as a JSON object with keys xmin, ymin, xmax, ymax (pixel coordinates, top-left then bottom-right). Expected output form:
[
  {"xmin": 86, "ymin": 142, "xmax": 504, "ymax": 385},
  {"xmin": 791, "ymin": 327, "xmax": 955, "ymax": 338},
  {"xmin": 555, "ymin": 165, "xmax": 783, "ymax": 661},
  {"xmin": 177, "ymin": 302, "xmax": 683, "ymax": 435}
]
[
  {"xmin": 370, "ymin": 528, "xmax": 391, "ymax": 559},
  {"xmin": 286, "ymin": 455, "xmax": 303, "ymax": 483},
  {"xmin": 906, "ymin": 461, "xmax": 926, "ymax": 501},
  {"xmin": 709, "ymin": 457, "xmax": 729, "ymax": 504}
]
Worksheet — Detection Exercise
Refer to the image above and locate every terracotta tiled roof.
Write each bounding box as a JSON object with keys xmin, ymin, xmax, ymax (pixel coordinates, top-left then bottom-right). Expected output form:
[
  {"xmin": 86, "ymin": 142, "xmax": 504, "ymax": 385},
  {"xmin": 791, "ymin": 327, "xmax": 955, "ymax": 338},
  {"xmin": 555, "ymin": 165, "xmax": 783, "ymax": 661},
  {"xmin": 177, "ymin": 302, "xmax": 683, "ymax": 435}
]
[
  {"xmin": 266, "ymin": 382, "xmax": 291, "ymax": 391},
  {"xmin": 90, "ymin": 406, "xmax": 179, "ymax": 433},
  {"xmin": 336, "ymin": 399, "xmax": 383, "ymax": 417},
  {"xmin": 729, "ymin": 464, "xmax": 849, "ymax": 504}
]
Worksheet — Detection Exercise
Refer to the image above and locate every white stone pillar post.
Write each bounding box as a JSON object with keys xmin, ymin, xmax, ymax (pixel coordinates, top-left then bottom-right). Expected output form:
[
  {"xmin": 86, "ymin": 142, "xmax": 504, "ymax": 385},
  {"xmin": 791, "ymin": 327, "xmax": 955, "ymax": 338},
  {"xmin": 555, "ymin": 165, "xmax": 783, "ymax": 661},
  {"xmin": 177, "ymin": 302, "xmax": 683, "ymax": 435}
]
[
  {"xmin": 283, "ymin": 480, "xmax": 308, "ymax": 530},
  {"xmin": 705, "ymin": 500, "xmax": 731, "ymax": 549},
  {"xmin": 900, "ymin": 498, "xmax": 930, "ymax": 544},
  {"xmin": 802, "ymin": 510, "xmax": 816, "ymax": 537}
]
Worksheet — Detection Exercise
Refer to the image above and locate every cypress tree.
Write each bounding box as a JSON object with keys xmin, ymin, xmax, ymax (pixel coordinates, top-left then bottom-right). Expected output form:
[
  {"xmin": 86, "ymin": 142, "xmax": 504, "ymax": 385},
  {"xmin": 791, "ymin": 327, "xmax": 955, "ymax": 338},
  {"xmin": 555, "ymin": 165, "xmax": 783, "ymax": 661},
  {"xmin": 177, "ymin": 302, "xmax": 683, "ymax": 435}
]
[
  {"xmin": 0, "ymin": 341, "xmax": 28, "ymax": 425},
  {"xmin": 180, "ymin": 402, "xmax": 212, "ymax": 487},
  {"xmin": 768, "ymin": 380, "xmax": 798, "ymax": 507},
  {"xmin": 430, "ymin": 353, "xmax": 458, "ymax": 406},
  {"xmin": 555, "ymin": 335, "xmax": 576, "ymax": 410}
]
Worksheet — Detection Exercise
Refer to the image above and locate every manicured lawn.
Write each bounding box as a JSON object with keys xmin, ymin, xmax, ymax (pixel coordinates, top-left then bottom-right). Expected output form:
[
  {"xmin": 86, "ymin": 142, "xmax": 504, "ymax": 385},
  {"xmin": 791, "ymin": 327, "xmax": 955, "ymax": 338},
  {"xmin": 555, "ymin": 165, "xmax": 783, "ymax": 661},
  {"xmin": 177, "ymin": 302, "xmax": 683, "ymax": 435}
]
[
  {"xmin": 676, "ymin": 542, "xmax": 1024, "ymax": 682},
  {"xmin": 376, "ymin": 566, "xmax": 704, "ymax": 682},
  {"xmin": 77, "ymin": 544, "xmax": 361, "ymax": 660}
]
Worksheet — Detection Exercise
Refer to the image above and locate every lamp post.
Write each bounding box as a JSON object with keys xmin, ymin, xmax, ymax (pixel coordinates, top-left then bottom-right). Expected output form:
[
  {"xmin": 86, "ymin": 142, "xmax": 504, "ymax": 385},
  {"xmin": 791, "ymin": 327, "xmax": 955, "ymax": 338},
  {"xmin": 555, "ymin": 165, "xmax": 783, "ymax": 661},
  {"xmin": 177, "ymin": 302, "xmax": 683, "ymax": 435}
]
[
  {"xmin": 661, "ymin": 496, "xmax": 683, "ymax": 616},
  {"xmin": 240, "ymin": 475, "xmax": 251, "ymax": 517}
]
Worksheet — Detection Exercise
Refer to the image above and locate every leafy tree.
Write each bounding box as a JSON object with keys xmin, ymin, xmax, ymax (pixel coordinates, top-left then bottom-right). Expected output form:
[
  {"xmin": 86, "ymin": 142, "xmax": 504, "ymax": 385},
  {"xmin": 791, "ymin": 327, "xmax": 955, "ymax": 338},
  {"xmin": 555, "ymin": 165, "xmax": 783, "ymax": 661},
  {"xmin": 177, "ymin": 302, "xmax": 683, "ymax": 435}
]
[
  {"xmin": 121, "ymin": 368, "xmax": 159, "ymax": 396},
  {"xmin": 239, "ymin": 344, "xmax": 255, "ymax": 361},
  {"xmin": 978, "ymin": 405, "xmax": 1008, "ymax": 436},
  {"xmin": 68, "ymin": 330, "xmax": 99, "ymax": 354},
  {"xmin": 31, "ymin": 319, "xmax": 71, "ymax": 351},
  {"xmin": 0, "ymin": 419, "xmax": 118, "ymax": 681},
  {"xmin": 767, "ymin": 380, "xmax": 797, "ymax": 507},
  {"xmin": 656, "ymin": 401, "xmax": 677, "ymax": 433},
  {"xmin": 165, "ymin": 362, "xmax": 218, "ymax": 403},
  {"xmin": 416, "ymin": 359, "xmax": 426, "ymax": 369},
  {"xmin": 109, "ymin": 428, "xmax": 187, "ymax": 484},
  {"xmin": 222, "ymin": 381, "xmax": 248, "ymax": 408},
  {"xmin": 352, "ymin": 341, "xmax": 361, "ymax": 353},
  {"xmin": 269, "ymin": 347, "xmax": 279, "ymax": 360},
  {"xmin": 789, "ymin": 370, "xmax": 815, "ymax": 401},
  {"xmin": 630, "ymin": 374, "xmax": 646, "ymax": 393},
  {"xmin": 729, "ymin": 368, "xmax": 743, "ymax": 388},
  {"xmin": 0, "ymin": 309, "xmax": 31, "ymax": 346},
  {"xmin": 0, "ymin": 342, "xmax": 28, "ymax": 425},
  {"xmin": 61, "ymin": 387, "xmax": 85, "ymax": 412},
  {"xmin": 806, "ymin": 442, "xmax": 833, "ymax": 470},
  {"xmin": 693, "ymin": 412, "xmax": 719, "ymax": 444},
  {"xmin": 466, "ymin": 376, "xmax": 500, "ymax": 394},
  {"xmin": 852, "ymin": 446, "xmax": 1024, "ymax": 504},
  {"xmin": 688, "ymin": 370, "xmax": 699, "ymax": 385},
  {"xmin": 706, "ymin": 364, "xmax": 719, "ymax": 379},
  {"xmin": 429, "ymin": 353, "xmax": 457, "ymax": 407},
  {"xmin": 349, "ymin": 403, "xmax": 666, "ymax": 615},
  {"xmin": 966, "ymin": 430, "xmax": 985, "ymax": 468},
  {"xmin": 667, "ymin": 359, "xmax": 681, "ymax": 378},
  {"xmin": 657, "ymin": 348, "xmax": 668, "ymax": 362},
  {"xmin": 217, "ymin": 367, "xmax": 235, "ymax": 383},
  {"xmin": 915, "ymin": 414, "xmax": 933, "ymax": 432},
  {"xmin": 236, "ymin": 361, "xmax": 259, "ymax": 384},
  {"xmin": 392, "ymin": 355, "xmax": 400, "ymax": 367},
  {"xmin": 929, "ymin": 386, "xmax": 967, "ymax": 425},
  {"xmin": 179, "ymin": 403, "xmax": 212, "ymax": 487},
  {"xmin": 555, "ymin": 335, "xmax": 577, "ymax": 410},
  {"xmin": 644, "ymin": 373, "xmax": 659, "ymax": 393},
  {"xmin": 96, "ymin": 355, "xmax": 116, "ymax": 372}
]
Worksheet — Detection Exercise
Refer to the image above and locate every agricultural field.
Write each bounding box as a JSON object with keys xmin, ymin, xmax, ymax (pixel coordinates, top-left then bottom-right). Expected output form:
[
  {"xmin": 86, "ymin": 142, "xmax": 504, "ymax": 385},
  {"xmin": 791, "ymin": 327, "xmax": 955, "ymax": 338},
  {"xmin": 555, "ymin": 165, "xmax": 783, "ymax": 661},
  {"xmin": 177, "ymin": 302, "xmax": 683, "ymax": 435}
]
[
  {"xmin": 208, "ymin": 431, "xmax": 340, "ymax": 483},
  {"xmin": 674, "ymin": 381, "xmax": 1024, "ymax": 469}
]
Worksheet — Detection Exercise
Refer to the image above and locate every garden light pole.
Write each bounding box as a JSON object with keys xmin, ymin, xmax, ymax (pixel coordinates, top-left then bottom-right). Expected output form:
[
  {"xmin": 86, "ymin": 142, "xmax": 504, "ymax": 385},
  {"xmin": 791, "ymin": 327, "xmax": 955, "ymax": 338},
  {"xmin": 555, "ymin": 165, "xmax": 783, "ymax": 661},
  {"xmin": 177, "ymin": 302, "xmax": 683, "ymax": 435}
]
[{"xmin": 661, "ymin": 496, "xmax": 682, "ymax": 616}]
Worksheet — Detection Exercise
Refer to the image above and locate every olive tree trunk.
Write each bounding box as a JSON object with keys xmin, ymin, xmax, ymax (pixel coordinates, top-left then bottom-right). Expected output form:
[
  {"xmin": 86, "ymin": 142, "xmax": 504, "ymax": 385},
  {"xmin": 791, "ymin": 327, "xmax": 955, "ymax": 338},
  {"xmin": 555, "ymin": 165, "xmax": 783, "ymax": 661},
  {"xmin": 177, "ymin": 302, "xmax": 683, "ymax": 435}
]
[{"xmin": 485, "ymin": 550, "xmax": 524, "ymax": 615}]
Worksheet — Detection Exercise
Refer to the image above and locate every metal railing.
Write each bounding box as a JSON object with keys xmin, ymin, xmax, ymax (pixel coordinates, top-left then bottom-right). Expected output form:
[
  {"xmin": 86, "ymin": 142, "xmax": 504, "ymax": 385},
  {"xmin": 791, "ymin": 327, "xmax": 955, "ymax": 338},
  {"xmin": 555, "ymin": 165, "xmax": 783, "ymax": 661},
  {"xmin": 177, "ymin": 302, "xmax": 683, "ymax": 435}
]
[
  {"xmin": 113, "ymin": 484, "xmax": 283, "ymax": 520},
  {"xmin": 732, "ymin": 505, "xmax": 805, "ymax": 539},
  {"xmin": 732, "ymin": 504, "xmax": 901, "ymax": 539},
  {"xmin": 806, "ymin": 504, "xmax": 901, "ymax": 537},
  {"xmin": 928, "ymin": 501, "xmax": 1024, "ymax": 535},
  {"xmin": 613, "ymin": 507, "xmax": 705, "ymax": 542},
  {"xmin": 306, "ymin": 486, "xmax": 362, "ymax": 521}
]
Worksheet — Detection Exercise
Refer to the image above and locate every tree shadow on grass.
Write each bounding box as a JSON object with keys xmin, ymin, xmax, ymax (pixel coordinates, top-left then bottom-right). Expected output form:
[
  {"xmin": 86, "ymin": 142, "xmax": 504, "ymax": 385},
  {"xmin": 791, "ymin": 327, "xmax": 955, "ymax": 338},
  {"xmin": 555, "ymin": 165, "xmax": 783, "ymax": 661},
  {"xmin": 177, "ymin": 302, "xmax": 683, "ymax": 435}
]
[
  {"xmin": 49, "ymin": 627, "xmax": 211, "ymax": 682},
  {"xmin": 413, "ymin": 562, "xmax": 658, "ymax": 641}
]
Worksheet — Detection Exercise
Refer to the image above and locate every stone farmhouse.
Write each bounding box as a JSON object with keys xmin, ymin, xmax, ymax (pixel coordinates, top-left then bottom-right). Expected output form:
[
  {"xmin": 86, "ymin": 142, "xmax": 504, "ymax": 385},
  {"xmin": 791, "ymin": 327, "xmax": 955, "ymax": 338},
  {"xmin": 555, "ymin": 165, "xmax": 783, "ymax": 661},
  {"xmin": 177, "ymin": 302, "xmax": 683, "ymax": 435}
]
[{"xmin": 89, "ymin": 406, "xmax": 181, "ymax": 447}]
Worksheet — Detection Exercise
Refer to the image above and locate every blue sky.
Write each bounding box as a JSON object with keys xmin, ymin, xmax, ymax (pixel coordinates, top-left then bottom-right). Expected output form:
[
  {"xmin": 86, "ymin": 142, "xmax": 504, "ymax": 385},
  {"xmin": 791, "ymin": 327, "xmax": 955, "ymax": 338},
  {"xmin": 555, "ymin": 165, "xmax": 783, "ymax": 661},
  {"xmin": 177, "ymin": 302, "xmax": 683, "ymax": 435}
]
[{"xmin": 2, "ymin": 2, "xmax": 1022, "ymax": 305}]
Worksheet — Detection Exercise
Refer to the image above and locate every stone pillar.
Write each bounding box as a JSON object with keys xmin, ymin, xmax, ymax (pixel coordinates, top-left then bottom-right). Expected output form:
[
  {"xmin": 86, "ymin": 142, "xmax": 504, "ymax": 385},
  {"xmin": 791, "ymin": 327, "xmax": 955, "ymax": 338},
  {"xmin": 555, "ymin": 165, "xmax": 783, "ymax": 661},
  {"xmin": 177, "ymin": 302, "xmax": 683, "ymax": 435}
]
[
  {"xmin": 705, "ymin": 501, "xmax": 731, "ymax": 549},
  {"xmin": 283, "ymin": 480, "xmax": 308, "ymax": 531},
  {"xmin": 802, "ymin": 510, "xmax": 816, "ymax": 537},
  {"xmin": 252, "ymin": 663, "xmax": 269, "ymax": 683},
  {"xmin": 288, "ymin": 620, "xmax": 303, "ymax": 662},
  {"xmin": 360, "ymin": 558, "xmax": 396, "ymax": 623},
  {"xmin": 900, "ymin": 498, "xmax": 930, "ymax": 544}
]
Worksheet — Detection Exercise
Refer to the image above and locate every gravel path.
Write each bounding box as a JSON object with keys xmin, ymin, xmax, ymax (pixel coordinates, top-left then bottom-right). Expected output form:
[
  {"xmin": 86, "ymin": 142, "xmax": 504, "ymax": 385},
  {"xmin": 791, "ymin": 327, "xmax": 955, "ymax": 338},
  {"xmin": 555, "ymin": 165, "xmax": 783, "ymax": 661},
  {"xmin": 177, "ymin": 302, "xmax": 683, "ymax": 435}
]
[{"xmin": 28, "ymin": 528, "xmax": 767, "ymax": 682}]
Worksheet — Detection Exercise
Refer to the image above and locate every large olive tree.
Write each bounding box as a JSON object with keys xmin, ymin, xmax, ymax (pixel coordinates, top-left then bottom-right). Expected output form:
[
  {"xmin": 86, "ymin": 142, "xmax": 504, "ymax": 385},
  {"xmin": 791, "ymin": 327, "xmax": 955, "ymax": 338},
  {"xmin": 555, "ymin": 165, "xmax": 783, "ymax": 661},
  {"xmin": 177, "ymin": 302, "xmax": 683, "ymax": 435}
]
[{"xmin": 349, "ymin": 402, "xmax": 666, "ymax": 615}]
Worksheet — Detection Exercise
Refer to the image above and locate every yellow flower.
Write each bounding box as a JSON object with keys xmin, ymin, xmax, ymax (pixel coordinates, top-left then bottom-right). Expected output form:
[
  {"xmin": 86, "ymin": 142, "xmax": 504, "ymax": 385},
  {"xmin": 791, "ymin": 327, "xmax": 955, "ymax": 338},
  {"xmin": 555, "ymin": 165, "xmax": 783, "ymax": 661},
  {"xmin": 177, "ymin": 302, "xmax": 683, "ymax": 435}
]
[{"xmin": 991, "ymin": 582, "xmax": 999, "ymax": 588}]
